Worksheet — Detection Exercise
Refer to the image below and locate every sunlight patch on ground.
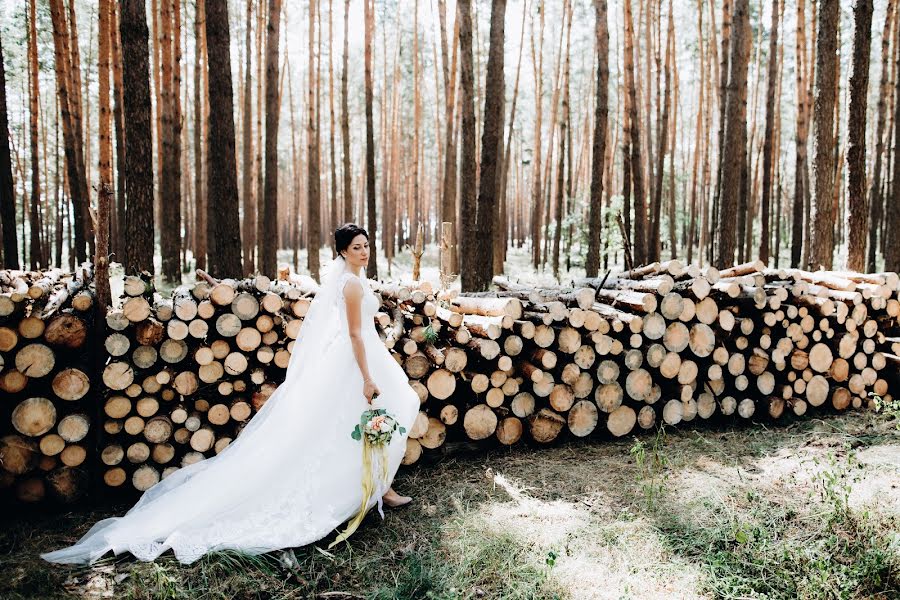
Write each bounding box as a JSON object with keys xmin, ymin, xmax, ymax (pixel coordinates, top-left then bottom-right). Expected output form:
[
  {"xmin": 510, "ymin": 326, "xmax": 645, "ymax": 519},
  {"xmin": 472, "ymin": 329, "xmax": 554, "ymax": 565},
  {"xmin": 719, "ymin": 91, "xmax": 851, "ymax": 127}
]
[{"xmin": 467, "ymin": 470, "xmax": 707, "ymax": 600}]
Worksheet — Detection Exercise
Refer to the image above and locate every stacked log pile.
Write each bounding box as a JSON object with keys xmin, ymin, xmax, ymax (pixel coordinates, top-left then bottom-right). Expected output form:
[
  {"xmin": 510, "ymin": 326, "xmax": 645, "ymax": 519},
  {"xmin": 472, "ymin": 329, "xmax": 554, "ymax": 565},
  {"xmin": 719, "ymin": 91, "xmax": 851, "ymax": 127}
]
[
  {"xmin": 0, "ymin": 266, "xmax": 96, "ymax": 503},
  {"xmin": 379, "ymin": 260, "xmax": 899, "ymax": 465},
  {"xmin": 97, "ymin": 269, "xmax": 315, "ymax": 493},
  {"xmin": 2, "ymin": 260, "xmax": 897, "ymax": 501}
]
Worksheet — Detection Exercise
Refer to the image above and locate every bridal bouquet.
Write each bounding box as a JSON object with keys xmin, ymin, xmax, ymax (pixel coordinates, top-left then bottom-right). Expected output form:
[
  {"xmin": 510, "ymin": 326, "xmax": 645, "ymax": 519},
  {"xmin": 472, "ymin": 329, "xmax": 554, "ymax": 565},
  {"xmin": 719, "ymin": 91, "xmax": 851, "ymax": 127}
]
[
  {"xmin": 329, "ymin": 407, "xmax": 406, "ymax": 548},
  {"xmin": 351, "ymin": 409, "xmax": 406, "ymax": 446}
]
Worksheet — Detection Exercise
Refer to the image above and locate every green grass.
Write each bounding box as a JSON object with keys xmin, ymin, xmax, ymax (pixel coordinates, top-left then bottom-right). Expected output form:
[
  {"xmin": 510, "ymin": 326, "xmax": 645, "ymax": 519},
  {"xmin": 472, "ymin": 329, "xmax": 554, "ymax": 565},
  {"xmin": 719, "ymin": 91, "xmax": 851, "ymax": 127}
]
[{"xmin": 3, "ymin": 411, "xmax": 900, "ymax": 599}]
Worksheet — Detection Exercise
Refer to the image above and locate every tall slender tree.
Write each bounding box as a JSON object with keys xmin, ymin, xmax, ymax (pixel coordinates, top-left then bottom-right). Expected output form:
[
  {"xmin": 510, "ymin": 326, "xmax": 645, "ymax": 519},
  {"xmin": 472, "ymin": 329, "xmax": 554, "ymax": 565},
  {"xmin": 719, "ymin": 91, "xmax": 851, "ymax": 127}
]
[
  {"xmin": 552, "ymin": 0, "xmax": 570, "ymax": 280},
  {"xmin": 205, "ymin": 0, "xmax": 243, "ymax": 277},
  {"xmin": 363, "ymin": 0, "xmax": 377, "ymax": 278},
  {"xmin": 112, "ymin": 0, "xmax": 127, "ymax": 258},
  {"xmin": 0, "ymin": 36, "xmax": 18, "ymax": 269},
  {"xmin": 809, "ymin": 0, "xmax": 839, "ymax": 270},
  {"xmin": 458, "ymin": 0, "xmax": 477, "ymax": 289},
  {"xmin": 867, "ymin": 0, "xmax": 895, "ymax": 271},
  {"xmin": 260, "ymin": 0, "xmax": 282, "ymax": 277},
  {"xmin": 886, "ymin": 23, "xmax": 900, "ymax": 272},
  {"xmin": 530, "ymin": 3, "xmax": 545, "ymax": 270},
  {"xmin": 759, "ymin": 0, "xmax": 781, "ymax": 265},
  {"xmin": 438, "ymin": 0, "xmax": 457, "ymax": 272},
  {"xmin": 28, "ymin": 0, "xmax": 43, "ymax": 269},
  {"xmin": 121, "ymin": 0, "xmax": 155, "ymax": 274},
  {"xmin": 341, "ymin": 0, "xmax": 352, "ymax": 224},
  {"xmin": 471, "ymin": 0, "xmax": 506, "ymax": 290},
  {"xmin": 847, "ymin": 0, "xmax": 873, "ymax": 271},
  {"xmin": 715, "ymin": 0, "xmax": 751, "ymax": 268},
  {"xmin": 308, "ymin": 0, "xmax": 322, "ymax": 280},
  {"xmin": 623, "ymin": 0, "xmax": 647, "ymax": 265},
  {"xmin": 49, "ymin": 0, "xmax": 90, "ymax": 264},
  {"xmin": 160, "ymin": 0, "xmax": 183, "ymax": 283},
  {"xmin": 194, "ymin": 0, "xmax": 207, "ymax": 270},
  {"xmin": 242, "ymin": 0, "xmax": 255, "ymax": 274}
]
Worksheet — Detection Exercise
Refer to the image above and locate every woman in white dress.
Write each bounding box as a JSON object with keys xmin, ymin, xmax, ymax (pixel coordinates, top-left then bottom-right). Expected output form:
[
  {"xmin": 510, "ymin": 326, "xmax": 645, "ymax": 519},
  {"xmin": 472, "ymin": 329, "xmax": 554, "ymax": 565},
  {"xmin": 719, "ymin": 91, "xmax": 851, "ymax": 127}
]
[{"xmin": 41, "ymin": 223, "xmax": 419, "ymax": 565}]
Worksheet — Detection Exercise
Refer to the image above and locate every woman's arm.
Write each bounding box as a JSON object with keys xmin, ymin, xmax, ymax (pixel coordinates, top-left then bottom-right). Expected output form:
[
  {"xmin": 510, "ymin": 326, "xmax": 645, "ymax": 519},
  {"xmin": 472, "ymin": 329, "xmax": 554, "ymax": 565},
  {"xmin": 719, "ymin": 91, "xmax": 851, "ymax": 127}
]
[{"xmin": 343, "ymin": 278, "xmax": 380, "ymax": 403}]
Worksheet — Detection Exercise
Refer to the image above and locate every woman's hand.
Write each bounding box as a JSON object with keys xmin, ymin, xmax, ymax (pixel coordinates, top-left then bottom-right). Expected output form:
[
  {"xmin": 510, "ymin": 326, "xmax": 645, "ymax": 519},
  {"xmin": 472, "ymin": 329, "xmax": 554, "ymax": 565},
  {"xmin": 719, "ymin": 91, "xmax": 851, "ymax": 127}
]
[{"xmin": 363, "ymin": 379, "xmax": 381, "ymax": 404}]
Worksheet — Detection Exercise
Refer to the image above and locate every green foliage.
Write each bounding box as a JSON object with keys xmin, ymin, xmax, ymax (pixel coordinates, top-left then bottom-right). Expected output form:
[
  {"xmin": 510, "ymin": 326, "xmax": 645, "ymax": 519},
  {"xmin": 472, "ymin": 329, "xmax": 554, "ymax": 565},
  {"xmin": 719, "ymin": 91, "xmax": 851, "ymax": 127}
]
[
  {"xmin": 629, "ymin": 425, "xmax": 670, "ymax": 509},
  {"xmin": 657, "ymin": 452, "xmax": 900, "ymax": 600},
  {"xmin": 871, "ymin": 393, "xmax": 900, "ymax": 432}
]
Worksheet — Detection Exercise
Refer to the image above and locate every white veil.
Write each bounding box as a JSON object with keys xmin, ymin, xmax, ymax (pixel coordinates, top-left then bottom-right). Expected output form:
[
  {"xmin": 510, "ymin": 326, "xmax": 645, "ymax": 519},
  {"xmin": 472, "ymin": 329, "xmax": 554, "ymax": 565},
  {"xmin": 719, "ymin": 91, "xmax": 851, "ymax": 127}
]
[{"xmin": 41, "ymin": 254, "xmax": 365, "ymax": 564}]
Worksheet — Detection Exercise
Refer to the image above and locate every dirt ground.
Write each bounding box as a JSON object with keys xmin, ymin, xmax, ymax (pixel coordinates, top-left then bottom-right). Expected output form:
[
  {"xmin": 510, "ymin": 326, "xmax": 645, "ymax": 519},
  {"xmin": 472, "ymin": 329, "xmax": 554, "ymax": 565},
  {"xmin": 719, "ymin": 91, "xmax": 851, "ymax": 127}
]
[{"xmin": 2, "ymin": 409, "xmax": 899, "ymax": 600}]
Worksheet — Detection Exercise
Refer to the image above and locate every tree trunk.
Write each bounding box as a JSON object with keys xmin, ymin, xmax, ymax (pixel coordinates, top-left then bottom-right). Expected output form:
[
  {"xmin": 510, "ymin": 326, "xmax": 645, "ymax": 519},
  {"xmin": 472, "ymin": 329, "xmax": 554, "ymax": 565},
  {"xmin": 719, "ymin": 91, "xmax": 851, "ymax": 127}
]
[
  {"xmin": 586, "ymin": 2, "xmax": 609, "ymax": 277},
  {"xmin": 0, "ymin": 37, "xmax": 17, "ymax": 269},
  {"xmin": 120, "ymin": 0, "xmax": 155, "ymax": 275},
  {"xmin": 867, "ymin": 0, "xmax": 895, "ymax": 272},
  {"xmin": 624, "ymin": 0, "xmax": 646, "ymax": 265},
  {"xmin": 809, "ymin": 0, "xmax": 838, "ymax": 270},
  {"xmin": 160, "ymin": 0, "xmax": 183, "ymax": 283},
  {"xmin": 363, "ymin": 0, "xmax": 376, "ymax": 279},
  {"xmin": 66, "ymin": 0, "xmax": 92, "ymax": 261},
  {"xmin": 193, "ymin": 0, "xmax": 207, "ymax": 270},
  {"xmin": 205, "ymin": 0, "xmax": 242, "ymax": 277},
  {"xmin": 48, "ymin": 0, "xmax": 89, "ymax": 265},
  {"xmin": 112, "ymin": 0, "xmax": 127, "ymax": 262},
  {"xmin": 469, "ymin": 0, "xmax": 506, "ymax": 291},
  {"xmin": 759, "ymin": 0, "xmax": 780, "ymax": 265},
  {"xmin": 306, "ymin": 0, "xmax": 321, "ymax": 279},
  {"xmin": 886, "ymin": 18, "xmax": 900, "ymax": 271},
  {"xmin": 438, "ymin": 0, "xmax": 458, "ymax": 276},
  {"xmin": 28, "ymin": 0, "xmax": 43, "ymax": 269},
  {"xmin": 552, "ymin": 5, "xmax": 569, "ymax": 281},
  {"xmin": 241, "ymin": 0, "xmax": 255, "ymax": 275},
  {"xmin": 715, "ymin": 0, "xmax": 750, "ymax": 269},
  {"xmin": 650, "ymin": 0, "xmax": 673, "ymax": 264},
  {"xmin": 260, "ymin": 0, "xmax": 282, "ymax": 278},
  {"xmin": 711, "ymin": 0, "xmax": 732, "ymax": 264},
  {"xmin": 458, "ymin": 0, "xmax": 477, "ymax": 290},
  {"xmin": 530, "ymin": 3, "xmax": 544, "ymax": 270},
  {"xmin": 846, "ymin": 0, "xmax": 873, "ymax": 272},
  {"xmin": 341, "ymin": 0, "xmax": 352, "ymax": 224}
]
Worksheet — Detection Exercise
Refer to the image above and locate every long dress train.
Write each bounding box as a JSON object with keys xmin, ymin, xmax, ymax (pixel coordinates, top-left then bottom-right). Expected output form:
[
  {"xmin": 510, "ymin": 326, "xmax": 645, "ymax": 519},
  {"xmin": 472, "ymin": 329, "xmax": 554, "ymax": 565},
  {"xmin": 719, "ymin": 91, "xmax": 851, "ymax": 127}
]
[{"xmin": 41, "ymin": 267, "xmax": 419, "ymax": 565}]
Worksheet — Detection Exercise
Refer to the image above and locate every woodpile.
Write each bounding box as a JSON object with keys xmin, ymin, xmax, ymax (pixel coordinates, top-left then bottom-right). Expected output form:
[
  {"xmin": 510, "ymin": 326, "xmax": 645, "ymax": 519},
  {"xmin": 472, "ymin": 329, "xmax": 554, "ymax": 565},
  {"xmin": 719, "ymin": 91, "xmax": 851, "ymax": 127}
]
[
  {"xmin": 382, "ymin": 260, "xmax": 899, "ymax": 465},
  {"xmin": 0, "ymin": 266, "xmax": 96, "ymax": 503},
  {"xmin": 1, "ymin": 259, "xmax": 897, "ymax": 502},
  {"xmin": 97, "ymin": 269, "xmax": 308, "ymax": 493}
]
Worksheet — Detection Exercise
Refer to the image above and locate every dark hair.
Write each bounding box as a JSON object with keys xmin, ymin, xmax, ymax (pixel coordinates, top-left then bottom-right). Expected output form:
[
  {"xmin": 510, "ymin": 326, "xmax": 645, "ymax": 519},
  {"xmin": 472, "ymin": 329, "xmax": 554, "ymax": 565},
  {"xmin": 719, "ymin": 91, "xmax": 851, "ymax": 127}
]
[{"xmin": 334, "ymin": 223, "xmax": 369, "ymax": 256}]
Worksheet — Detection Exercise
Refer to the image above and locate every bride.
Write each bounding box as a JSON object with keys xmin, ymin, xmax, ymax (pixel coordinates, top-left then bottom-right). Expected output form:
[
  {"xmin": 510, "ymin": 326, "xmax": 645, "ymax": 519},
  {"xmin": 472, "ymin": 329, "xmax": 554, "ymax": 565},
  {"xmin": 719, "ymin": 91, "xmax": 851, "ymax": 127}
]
[{"xmin": 41, "ymin": 223, "xmax": 420, "ymax": 565}]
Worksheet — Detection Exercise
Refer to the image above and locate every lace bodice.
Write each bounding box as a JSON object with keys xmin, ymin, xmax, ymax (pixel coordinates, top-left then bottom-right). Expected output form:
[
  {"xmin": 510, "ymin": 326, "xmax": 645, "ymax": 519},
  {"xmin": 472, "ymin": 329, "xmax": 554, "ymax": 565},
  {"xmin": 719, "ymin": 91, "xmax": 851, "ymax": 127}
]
[{"xmin": 337, "ymin": 272, "xmax": 379, "ymax": 336}]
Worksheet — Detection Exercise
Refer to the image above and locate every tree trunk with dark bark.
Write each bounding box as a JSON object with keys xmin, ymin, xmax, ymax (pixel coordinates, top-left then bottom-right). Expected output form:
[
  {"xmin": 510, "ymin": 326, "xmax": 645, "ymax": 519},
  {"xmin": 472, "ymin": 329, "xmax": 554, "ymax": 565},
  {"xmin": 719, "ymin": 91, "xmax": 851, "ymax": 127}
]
[
  {"xmin": 809, "ymin": 0, "xmax": 839, "ymax": 270},
  {"xmin": 586, "ymin": 0, "xmax": 609, "ymax": 278},
  {"xmin": 121, "ymin": 0, "xmax": 156, "ymax": 275},
  {"xmin": 49, "ymin": 0, "xmax": 89, "ymax": 265},
  {"xmin": 846, "ymin": 0, "xmax": 873, "ymax": 272},
  {"xmin": 0, "ymin": 36, "xmax": 18, "ymax": 269},
  {"xmin": 715, "ymin": 0, "xmax": 750, "ymax": 269},
  {"xmin": 623, "ymin": 0, "xmax": 646, "ymax": 265},
  {"xmin": 759, "ymin": 0, "xmax": 780, "ymax": 265},
  {"xmin": 28, "ymin": 0, "xmax": 43, "ymax": 269},
  {"xmin": 363, "ymin": 0, "xmax": 377, "ymax": 279},
  {"xmin": 205, "ymin": 0, "xmax": 243, "ymax": 277},
  {"xmin": 341, "ymin": 0, "xmax": 352, "ymax": 225},
  {"xmin": 886, "ymin": 24, "xmax": 900, "ymax": 272},
  {"xmin": 458, "ymin": 0, "xmax": 477, "ymax": 291},
  {"xmin": 471, "ymin": 0, "xmax": 506, "ymax": 291},
  {"xmin": 260, "ymin": 0, "xmax": 282, "ymax": 278},
  {"xmin": 867, "ymin": 0, "xmax": 895, "ymax": 272}
]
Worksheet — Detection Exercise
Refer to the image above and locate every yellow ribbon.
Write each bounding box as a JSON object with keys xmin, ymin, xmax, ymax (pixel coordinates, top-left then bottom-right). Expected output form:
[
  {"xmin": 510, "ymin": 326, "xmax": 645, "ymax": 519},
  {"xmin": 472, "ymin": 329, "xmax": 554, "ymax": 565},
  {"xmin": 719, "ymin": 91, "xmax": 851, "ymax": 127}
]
[{"xmin": 329, "ymin": 437, "xmax": 390, "ymax": 548}]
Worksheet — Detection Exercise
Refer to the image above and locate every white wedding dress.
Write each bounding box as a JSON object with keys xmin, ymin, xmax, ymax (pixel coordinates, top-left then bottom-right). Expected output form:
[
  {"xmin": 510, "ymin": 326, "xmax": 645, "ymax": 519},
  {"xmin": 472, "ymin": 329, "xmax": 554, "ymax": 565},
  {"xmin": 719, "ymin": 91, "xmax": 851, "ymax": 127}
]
[{"xmin": 41, "ymin": 258, "xmax": 420, "ymax": 565}]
